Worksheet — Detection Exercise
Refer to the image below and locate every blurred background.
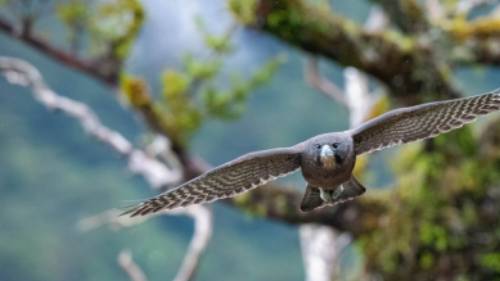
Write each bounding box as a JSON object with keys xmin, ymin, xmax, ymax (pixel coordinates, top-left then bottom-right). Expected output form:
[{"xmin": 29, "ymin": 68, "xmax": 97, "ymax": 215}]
[{"xmin": 0, "ymin": 0, "xmax": 499, "ymax": 281}]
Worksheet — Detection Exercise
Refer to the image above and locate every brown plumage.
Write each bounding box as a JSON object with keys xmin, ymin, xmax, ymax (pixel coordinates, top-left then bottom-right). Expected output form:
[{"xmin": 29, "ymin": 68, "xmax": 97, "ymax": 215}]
[{"xmin": 123, "ymin": 89, "xmax": 500, "ymax": 217}]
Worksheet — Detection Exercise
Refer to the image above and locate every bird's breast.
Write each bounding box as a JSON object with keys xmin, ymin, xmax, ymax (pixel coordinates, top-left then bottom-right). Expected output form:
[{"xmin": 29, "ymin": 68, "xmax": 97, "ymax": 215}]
[
  {"xmin": 301, "ymin": 155, "xmax": 355, "ymax": 188},
  {"xmin": 301, "ymin": 165, "xmax": 350, "ymax": 188},
  {"xmin": 320, "ymin": 155, "xmax": 336, "ymax": 169}
]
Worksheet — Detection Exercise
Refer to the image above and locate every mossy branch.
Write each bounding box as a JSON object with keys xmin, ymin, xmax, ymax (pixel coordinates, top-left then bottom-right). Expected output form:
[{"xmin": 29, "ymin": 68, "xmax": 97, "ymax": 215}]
[
  {"xmin": 229, "ymin": 0, "xmax": 460, "ymax": 103},
  {"xmin": 444, "ymin": 16, "xmax": 500, "ymax": 65},
  {"xmin": 370, "ymin": 0, "xmax": 429, "ymax": 33}
]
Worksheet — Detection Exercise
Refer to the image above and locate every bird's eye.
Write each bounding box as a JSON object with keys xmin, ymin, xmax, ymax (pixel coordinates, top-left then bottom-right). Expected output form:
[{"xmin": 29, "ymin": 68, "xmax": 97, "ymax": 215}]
[
  {"xmin": 332, "ymin": 143, "xmax": 339, "ymax": 149},
  {"xmin": 315, "ymin": 144, "xmax": 321, "ymax": 149}
]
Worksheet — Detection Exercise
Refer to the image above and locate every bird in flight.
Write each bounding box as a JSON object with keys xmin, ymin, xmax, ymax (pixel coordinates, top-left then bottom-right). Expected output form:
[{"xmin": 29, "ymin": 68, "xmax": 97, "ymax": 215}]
[{"xmin": 124, "ymin": 89, "xmax": 500, "ymax": 216}]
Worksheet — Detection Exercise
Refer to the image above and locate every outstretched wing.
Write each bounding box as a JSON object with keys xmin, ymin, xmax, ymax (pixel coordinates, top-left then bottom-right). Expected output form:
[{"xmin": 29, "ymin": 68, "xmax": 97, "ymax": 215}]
[
  {"xmin": 123, "ymin": 146, "xmax": 303, "ymax": 216},
  {"xmin": 351, "ymin": 89, "xmax": 500, "ymax": 155}
]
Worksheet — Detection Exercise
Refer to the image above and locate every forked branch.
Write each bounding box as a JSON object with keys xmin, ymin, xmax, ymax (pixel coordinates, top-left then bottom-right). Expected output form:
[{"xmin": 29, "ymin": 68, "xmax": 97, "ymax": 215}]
[{"xmin": 0, "ymin": 56, "xmax": 212, "ymax": 281}]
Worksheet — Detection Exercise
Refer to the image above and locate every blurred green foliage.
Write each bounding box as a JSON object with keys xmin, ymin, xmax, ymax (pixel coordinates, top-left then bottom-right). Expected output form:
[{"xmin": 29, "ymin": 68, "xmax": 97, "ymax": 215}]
[
  {"xmin": 1, "ymin": 1, "xmax": 500, "ymax": 281},
  {"xmin": 0, "ymin": 36, "xmax": 304, "ymax": 281},
  {"xmin": 55, "ymin": 0, "xmax": 144, "ymax": 58},
  {"xmin": 360, "ymin": 127, "xmax": 500, "ymax": 280},
  {"xmin": 121, "ymin": 19, "xmax": 285, "ymax": 146},
  {"xmin": 228, "ymin": 0, "xmax": 257, "ymax": 24}
]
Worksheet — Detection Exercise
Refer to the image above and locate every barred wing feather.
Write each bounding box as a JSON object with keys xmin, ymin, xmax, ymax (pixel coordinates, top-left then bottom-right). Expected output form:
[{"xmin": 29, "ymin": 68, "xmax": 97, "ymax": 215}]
[
  {"xmin": 124, "ymin": 147, "xmax": 302, "ymax": 216},
  {"xmin": 351, "ymin": 89, "xmax": 500, "ymax": 155}
]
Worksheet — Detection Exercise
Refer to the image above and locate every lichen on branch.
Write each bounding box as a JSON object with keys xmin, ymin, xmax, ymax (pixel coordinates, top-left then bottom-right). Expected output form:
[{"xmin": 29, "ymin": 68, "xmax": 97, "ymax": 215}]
[{"xmin": 229, "ymin": 0, "xmax": 462, "ymax": 102}]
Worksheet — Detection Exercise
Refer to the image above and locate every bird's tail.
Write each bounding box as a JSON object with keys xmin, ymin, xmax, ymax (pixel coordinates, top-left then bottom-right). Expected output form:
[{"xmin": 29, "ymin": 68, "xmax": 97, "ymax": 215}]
[
  {"xmin": 336, "ymin": 177, "xmax": 366, "ymax": 203},
  {"xmin": 300, "ymin": 184, "xmax": 323, "ymax": 212}
]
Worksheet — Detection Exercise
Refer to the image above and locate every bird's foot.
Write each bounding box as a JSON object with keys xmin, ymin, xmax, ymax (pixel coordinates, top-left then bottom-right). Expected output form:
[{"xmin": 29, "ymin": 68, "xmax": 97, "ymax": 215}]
[
  {"xmin": 319, "ymin": 186, "xmax": 344, "ymax": 204},
  {"xmin": 318, "ymin": 187, "xmax": 330, "ymax": 202},
  {"xmin": 318, "ymin": 186, "xmax": 344, "ymax": 204}
]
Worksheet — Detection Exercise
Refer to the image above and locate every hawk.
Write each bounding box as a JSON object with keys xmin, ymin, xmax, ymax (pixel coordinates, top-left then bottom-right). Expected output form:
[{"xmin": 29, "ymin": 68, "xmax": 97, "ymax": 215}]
[{"xmin": 124, "ymin": 89, "xmax": 500, "ymax": 216}]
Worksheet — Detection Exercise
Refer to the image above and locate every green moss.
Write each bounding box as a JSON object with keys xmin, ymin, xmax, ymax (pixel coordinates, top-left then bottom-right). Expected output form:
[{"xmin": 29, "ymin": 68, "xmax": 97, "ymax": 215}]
[
  {"xmin": 56, "ymin": 0, "xmax": 88, "ymax": 27},
  {"xmin": 233, "ymin": 192, "xmax": 252, "ymax": 207},
  {"xmin": 419, "ymin": 251, "xmax": 434, "ymax": 269},
  {"xmin": 120, "ymin": 74, "xmax": 151, "ymax": 107},
  {"xmin": 359, "ymin": 120, "xmax": 500, "ymax": 279},
  {"xmin": 91, "ymin": 0, "xmax": 145, "ymax": 59},
  {"xmin": 228, "ymin": 0, "xmax": 258, "ymax": 25},
  {"xmin": 162, "ymin": 70, "xmax": 190, "ymax": 99},
  {"xmin": 480, "ymin": 253, "xmax": 500, "ymax": 272},
  {"xmin": 274, "ymin": 194, "xmax": 289, "ymax": 214},
  {"xmin": 159, "ymin": 70, "xmax": 202, "ymax": 143}
]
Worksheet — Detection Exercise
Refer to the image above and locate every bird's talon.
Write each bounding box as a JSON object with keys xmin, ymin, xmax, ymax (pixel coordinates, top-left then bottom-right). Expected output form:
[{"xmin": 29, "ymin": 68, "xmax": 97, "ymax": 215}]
[
  {"xmin": 331, "ymin": 186, "xmax": 344, "ymax": 200},
  {"xmin": 319, "ymin": 188, "xmax": 332, "ymax": 202}
]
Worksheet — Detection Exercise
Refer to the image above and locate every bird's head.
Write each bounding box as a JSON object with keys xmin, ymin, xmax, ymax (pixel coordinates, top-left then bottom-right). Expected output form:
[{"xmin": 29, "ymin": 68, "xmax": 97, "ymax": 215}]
[{"xmin": 314, "ymin": 143, "xmax": 343, "ymax": 169}]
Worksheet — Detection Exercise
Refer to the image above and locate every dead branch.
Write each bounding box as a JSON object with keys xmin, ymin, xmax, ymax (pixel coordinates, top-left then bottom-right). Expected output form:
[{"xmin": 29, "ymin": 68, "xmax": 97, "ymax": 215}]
[
  {"xmin": 304, "ymin": 57, "xmax": 348, "ymax": 106},
  {"xmin": 0, "ymin": 56, "xmax": 213, "ymax": 281},
  {"xmin": 304, "ymin": 59, "xmax": 377, "ymax": 127},
  {"xmin": 118, "ymin": 250, "xmax": 149, "ymax": 281},
  {"xmin": 0, "ymin": 18, "xmax": 116, "ymax": 85},
  {"xmin": 172, "ymin": 205, "xmax": 213, "ymax": 281},
  {"xmin": 0, "ymin": 56, "xmax": 182, "ymax": 188},
  {"xmin": 0, "ymin": 2, "xmax": 398, "ymax": 234},
  {"xmin": 78, "ymin": 205, "xmax": 213, "ymax": 281},
  {"xmin": 0, "ymin": 53, "xmax": 388, "ymax": 233}
]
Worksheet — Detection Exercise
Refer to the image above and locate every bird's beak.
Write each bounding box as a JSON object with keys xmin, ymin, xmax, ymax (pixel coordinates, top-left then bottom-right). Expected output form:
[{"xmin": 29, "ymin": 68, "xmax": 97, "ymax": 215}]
[{"xmin": 320, "ymin": 145, "xmax": 336, "ymax": 168}]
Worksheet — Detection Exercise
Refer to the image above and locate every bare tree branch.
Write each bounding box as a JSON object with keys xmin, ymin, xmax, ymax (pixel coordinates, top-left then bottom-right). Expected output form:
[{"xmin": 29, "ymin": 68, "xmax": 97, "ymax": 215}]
[
  {"xmin": 0, "ymin": 56, "xmax": 213, "ymax": 281},
  {"xmin": 0, "ymin": 17, "xmax": 388, "ymax": 281},
  {"xmin": 0, "ymin": 1, "xmax": 429, "ymax": 234},
  {"xmin": 0, "ymin": 18, "xmax": 118, "ymax": 85},
  {"xmin": 78, "ymin": 205, "xmax": 213, "ymax": 281},
  {"xmin": 304, "ymin": 57, "xmax": 348, "ymax": 106},
  {"xmin": 0, "ymin": 56, "xmax": 182, "ymax": 188},
  {"xmin": 118, "ymin": 250, "xmax": 149, "ymax": 281},
  {"xmin": 172, "ymin": 205, "xmax": 213, "ymax": 281},
  {"xmin": 304, "ymin": 60, "xmax": 377, "ymax": 128},
  {"xmin": 0, "ymin": 54, "xmax": 388, "ymax": 233}
]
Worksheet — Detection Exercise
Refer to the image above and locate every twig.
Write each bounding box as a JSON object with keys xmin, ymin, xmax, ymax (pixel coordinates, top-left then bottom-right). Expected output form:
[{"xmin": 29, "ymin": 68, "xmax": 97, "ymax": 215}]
[
  {"xmin": 0, "ymin": 18, "xmax": 116, "ymax": 85},
  {"xmin": 173, "ymin": 205, "xmax": 213, "ymax": 281},
  {"xmin": 78, "ymin": 205, "xmax": 213, "ymax": 281},
  {"xmin": 145, "ymin": 135, "xmax": 184, "ymax": 180},
  {"xmin": 0, "ymin": 54, "xmax": 387, "ymax": 231},
  {"xmin": 304, "ymin": 57, "xmax": 348, "ymax": 106},
  {"xmin": 0, "ymin": 56, "xmax": 182, "ymax": 188},
  {"xmin": 0, "ymin": 56, "xmax": 212, "ymax": 281},
  {"xmin": 118, "ymin": 250, "xmax": 149, "ymax": 281}
]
